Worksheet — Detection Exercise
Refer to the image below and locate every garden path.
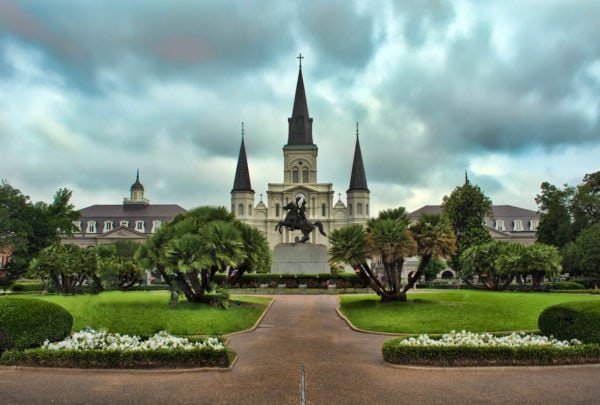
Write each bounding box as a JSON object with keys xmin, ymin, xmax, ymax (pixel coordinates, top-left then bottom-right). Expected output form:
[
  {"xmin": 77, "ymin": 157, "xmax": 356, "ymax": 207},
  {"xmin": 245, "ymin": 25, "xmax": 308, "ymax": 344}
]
[{"xmin": 1, "ymin": 295, "xmax": 600, "ymax": 404}]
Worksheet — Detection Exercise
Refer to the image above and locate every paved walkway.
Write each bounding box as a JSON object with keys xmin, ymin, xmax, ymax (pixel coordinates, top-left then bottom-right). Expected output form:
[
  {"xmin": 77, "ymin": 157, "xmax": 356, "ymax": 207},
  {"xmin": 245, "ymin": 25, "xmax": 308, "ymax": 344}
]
[{"xmin": 1, "ymin": 295, "xmax": 600, "ymax": 404}]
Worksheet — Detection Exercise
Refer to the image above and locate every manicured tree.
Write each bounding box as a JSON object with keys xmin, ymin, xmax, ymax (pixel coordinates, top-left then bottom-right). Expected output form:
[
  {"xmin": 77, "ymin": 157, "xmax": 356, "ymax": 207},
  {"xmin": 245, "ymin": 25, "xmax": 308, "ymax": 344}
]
[
  {"xmin": 460, "ymin": 241, "xmax": 516, "ymax": 290},
  {"xmin": 229, "ymin": 222, "xmax": 272, "ymax": 285},
  {"xmin": 29, "ymin": 243, "xmax": 98, "ymax": 294},
  {"xmin": 574, "ymin": 223, "xmax": 600, "ymax": 288},
  {"xmin": 135, "ymin": 226, "xmax": 174, "ymax": 288},
  {"xmin": 517, "ymin": 243, "xmax": 562, "ymax": 289},
  {"xmin": 442, "ymin": 177, "xmax": 493, "ymax": 272},
  {"xmin": 535, "ymin": 182, "xmax": 574, "ymax": 248},
  {"xmin": 404, "ymin": 214, "xmax": 456, "ymax": 292},
  {"xmin": 97, "ymin": 241, "xmax": 143, "ymax": 290},
  {"xmin": 571, "ymin": 171, "xmax": 600, "ymax": 238}
]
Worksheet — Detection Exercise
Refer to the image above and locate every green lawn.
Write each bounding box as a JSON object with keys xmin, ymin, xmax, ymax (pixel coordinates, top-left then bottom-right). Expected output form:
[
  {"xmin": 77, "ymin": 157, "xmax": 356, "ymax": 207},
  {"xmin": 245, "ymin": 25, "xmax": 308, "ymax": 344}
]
[
  {"xmin": 6, "ymin": 291, "xmax": 271, "ymax": 336},
  {"xmin": 339, "ymin": 290, "xmax": 600, "ymax": 334}
]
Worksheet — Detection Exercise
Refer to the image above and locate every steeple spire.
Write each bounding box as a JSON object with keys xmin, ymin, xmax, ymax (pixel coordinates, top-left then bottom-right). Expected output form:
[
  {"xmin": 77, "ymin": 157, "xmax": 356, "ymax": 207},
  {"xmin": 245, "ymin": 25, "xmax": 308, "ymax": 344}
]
[
  {"xmin": 287, "ymin": 54, "xmax": 313, "ymax": 145},
  {"xmin": 232, "ymin": 123, "xmax": 253, "ymax": 192},
  {"xmin": 464, "ymin": 169, "xmax": 470, "ymax": 185},
  {"xmin": 348, "ymin": 123, "xmax": 369, "ymax": 192}
]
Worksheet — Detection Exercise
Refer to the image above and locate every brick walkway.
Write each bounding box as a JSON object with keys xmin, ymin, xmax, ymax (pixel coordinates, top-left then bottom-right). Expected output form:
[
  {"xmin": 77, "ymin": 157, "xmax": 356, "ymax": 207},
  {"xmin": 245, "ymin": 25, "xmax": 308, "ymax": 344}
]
[{"xmin": 1, "ymin": 295, "xmax": 599, "ymax": 404}]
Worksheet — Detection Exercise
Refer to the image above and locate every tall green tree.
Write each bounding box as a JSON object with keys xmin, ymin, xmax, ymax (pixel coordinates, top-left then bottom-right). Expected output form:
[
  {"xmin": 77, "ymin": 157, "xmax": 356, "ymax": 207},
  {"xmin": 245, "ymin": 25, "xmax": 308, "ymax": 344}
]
[
  {"xmin": 573, "ymin": 223, "xmax": 600, "ymax": 288},
  {"xmin": 442, "ymin": 177, "xmax": 493, "ymax": 271},
  {"xmin": 97, "ymin": 241, "xmax": 143, "ymax": 290},
  {"xmin": 535, "ymin": 182, "xmax": 574, "ymax": 247},
  {"xmin": 404, "ymin": 214, "xmax": 456, "ymax": 292},
  {"xmin": 460, "ymin": 241, "xmax": 516, "ymax": 290},
  {"xmin": 0, "ymin": 181, "xmax": 79, "ymax": 279},
  {"xmin": 571, "ymin": 171, "xmax": 600, "ymax": 238},
  {"xmin": 515, "ymin": 243, "xmax": 562, "ymax": 289}
]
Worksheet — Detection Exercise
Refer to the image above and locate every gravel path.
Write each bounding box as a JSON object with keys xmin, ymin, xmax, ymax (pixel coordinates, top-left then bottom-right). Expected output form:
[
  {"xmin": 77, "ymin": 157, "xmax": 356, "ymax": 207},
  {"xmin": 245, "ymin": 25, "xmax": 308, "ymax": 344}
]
[{"xmin": 1, "ymin": 295, "xmax": 599, "ymax": 404}]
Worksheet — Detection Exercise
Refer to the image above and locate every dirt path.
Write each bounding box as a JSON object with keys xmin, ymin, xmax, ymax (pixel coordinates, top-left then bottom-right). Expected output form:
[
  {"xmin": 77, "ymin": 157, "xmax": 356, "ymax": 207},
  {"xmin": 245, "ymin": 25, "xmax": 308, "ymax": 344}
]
[{"xmin": 1, "ymin": 295, "xmax": 599, "ymax": 404}]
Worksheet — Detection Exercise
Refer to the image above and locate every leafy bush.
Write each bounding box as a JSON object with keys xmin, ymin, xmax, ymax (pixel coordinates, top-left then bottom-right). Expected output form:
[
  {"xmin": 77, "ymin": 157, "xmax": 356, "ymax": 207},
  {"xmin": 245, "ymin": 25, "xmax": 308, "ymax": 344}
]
[
  {"xmin": 0, "ymin": 298, "xmax": 72, "ymax": 351},
  {"xmin": 382, "ymin": 340, "xmax": 600, "ymax": 366},
  {"xmin": 213, "ymin": 273, "xmax": 367, "ymax": 289},
  {"xmin": 0, "ymin": 347, "xmax": 231, "ymax": 368},
  {"xmin": 538, "ymin": 301, "xmax": 600, "ymax": 343},
  {"xmin": 548, "ymin": 281, "xmax": 586, "ymax": 290}
]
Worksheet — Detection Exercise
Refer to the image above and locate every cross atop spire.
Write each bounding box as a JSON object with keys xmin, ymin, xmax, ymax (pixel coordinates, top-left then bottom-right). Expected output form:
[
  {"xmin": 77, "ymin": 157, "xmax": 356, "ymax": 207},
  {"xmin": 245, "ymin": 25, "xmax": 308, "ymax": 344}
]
[
  {"xmin": 297, "ymin": 53, "xmax": 304, "ymax": 69},
  {"xmin": 356, "ymin": 122, "xmax": 359, "ymax": 137},
  {"xmin": 241, "ymin": 122, "xmax": 245, "ymax": 138}
]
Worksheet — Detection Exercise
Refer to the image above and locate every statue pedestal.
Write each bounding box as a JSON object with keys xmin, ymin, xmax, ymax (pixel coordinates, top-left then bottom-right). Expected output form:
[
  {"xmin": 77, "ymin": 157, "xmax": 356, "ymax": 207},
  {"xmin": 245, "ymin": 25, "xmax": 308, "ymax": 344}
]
[{"xmin": 271, "ymin": 243, "xmax": 330, "ymax": 274}]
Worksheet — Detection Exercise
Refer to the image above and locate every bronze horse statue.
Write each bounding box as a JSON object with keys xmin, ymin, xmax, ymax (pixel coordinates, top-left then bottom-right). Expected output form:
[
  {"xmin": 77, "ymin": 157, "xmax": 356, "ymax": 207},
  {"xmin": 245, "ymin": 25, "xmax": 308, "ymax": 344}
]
[{"xmin": 275, "ymin": 199, "xmax": 327, "ymax": 243}]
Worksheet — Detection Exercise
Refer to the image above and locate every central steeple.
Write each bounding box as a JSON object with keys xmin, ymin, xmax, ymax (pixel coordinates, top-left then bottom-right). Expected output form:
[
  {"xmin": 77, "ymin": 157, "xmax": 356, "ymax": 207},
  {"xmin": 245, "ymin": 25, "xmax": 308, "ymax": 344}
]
[{"xmin": 287, "ymin": 53, "xmax": 314, "ymax": 146}]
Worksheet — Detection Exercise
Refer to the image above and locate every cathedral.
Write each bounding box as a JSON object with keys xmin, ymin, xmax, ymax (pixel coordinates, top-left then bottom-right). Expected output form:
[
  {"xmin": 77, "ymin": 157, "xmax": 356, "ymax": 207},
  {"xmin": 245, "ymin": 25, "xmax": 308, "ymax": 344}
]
[{"xmin": 231, "ymin": 58, "xmax": 370, "ymax": 251}]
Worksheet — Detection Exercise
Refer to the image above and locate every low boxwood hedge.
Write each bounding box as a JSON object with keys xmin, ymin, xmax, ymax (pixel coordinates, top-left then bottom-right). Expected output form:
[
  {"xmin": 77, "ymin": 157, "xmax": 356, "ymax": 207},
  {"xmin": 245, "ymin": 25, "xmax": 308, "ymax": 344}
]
[
  {"xmin": 215, "ymin": 273, "xmax": 368, "ymax": 289},
  {"xmin": 382, "ymin": 339, "xmax": 600, "ymax": 366},
  {"xmin": 0, "ymin": 347, "xmax": 232, "ymax": 368},
  {"xmin": 0, "ymin": 298, "xmax": 72, "ymax": 351},
  {"xmin": 538, "ymin": 301, "xmax": 600, "ymax": 343},
  {"xmin": 11, "ymin": 281, "xmax": 44, "ymax": 293},
  {"xmin": 547, "ymin": 281, "xmax": 586, "ymax": 290}
]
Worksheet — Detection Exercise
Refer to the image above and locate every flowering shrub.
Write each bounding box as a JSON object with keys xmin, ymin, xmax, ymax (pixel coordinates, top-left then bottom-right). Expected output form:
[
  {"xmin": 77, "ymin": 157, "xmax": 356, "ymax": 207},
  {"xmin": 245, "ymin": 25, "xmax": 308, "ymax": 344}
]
[
  {"xmin": 398, "ymin": 330, "xmax": 581, "ymax": 348},
  {"xmin": 383, "ymin": 331, "xmax": 600, "ymax": 366},
  {"xmin": 42, "ymin": 328, "xmax": 225, "ymax": 352}
]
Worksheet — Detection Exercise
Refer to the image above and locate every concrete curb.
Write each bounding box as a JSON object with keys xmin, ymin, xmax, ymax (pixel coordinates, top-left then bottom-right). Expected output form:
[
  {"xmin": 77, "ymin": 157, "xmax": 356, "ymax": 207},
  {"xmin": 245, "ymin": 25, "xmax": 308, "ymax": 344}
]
[
  {"xmin": 383, "ymin": 362, "xmax": 600, "ymax": 371},
  {"xmin": 224, "ymin": 295, "xmax": 275, "ymax": 337}
]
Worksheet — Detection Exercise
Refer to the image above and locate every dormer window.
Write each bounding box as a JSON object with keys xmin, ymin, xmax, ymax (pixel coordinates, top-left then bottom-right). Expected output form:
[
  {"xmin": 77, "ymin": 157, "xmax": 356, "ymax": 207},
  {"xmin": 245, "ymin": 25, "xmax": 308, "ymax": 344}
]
[
  {"xmin": 495, "ymin": 219, "xmax": 505, "ymax": 231},
  {"xmin": 152, "ymin": 220, "xmax": 162, "ymax": 233},
  {"xmin": 135, "ymin": 220, "xmax": 145, "ymax": 233},
  {"xmin": 513, "ymin": 220, "xmax": 523, "ymax": 231},
  {"xmin": 529, "ymin": 219, "xmax": 539, "ymax": 231},
  {"xmin": 86, "ymin": 221, "xmax": 97, "ymax": 234},
  {"xmin": 104, "ymin": 221, "xmax": 113, "ymax": 232},
  {"xmin": 120, "ymin": 220, "xmax": 129, "ymax": 228},
  {"xmin": 73, "ymin": 221, "xmax": 82, "ymax": 232}
]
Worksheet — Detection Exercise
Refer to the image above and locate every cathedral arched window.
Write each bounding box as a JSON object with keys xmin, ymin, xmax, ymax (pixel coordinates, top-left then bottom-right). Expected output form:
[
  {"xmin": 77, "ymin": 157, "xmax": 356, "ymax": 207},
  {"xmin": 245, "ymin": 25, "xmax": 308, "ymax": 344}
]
[
  {"xmin": 302, "ymin": 167, "xmax": 309, "ymax": 183},
  {"xmin": 349, "ymin": 204, "xmax": 353, "ymax": 215},
  {"xmin": 248, "ymin": 204, "xmax": 253, "ymax": 216},
  {"xmin": 321, "ymin": 203, "xmax": 327, "ymax": 217},
  {"xmin": 295, "ymin": 115, "xmax": 305, "ymax": 134},
  {"xmin": 292, "ymin": 167, "xmax": 299, "ymax": 183},
  {"xmin": 238, "ymin": 204, "xmax": 244, "ymax": 216},
  {"xmin": 357, "ymin": 203, "xmax": 363, "ymax": 215},
  {"xmin": 275, "ymin": 203, "xmax": 280, "ymax": 217}
]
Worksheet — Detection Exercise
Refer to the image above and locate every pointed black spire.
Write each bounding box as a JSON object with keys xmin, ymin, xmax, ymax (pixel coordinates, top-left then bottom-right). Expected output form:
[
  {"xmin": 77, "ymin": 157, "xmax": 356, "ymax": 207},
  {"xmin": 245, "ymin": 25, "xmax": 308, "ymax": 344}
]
[
  {"xmin": 287, "ymin": 54, "xmax": 313, "ymax": 145},
  {"xmin": 232, "ymin": 123, "xmax": 253, "ymax": 192},
  {"xmin": 464, "ymin": 169, "xmax": 470, "ymax": 185},
  {"xmin": 348, "ymin": 123, "xmax": 369, "ymax": 192}
]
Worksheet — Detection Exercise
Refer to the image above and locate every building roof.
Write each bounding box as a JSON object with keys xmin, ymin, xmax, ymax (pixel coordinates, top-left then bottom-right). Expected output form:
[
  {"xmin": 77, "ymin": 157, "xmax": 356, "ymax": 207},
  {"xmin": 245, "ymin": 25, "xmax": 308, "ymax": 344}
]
[
  {"xmin": 347, "ymin": 130, "xmax": 369, "ymax": 192},
  {"xmin": 408, "ymin": 205, "xmax": 538, "ymax": 220},
  {"xmin": 232, "ymin": 134, "xmax": 253, "ymax": 192},
  {"xmin": 79, "ymin": 204, "xmax": 186, "ymax": 219},
  {"xmin": 287, "ymin": 66, "xmax": 314, "ymax": 146}
]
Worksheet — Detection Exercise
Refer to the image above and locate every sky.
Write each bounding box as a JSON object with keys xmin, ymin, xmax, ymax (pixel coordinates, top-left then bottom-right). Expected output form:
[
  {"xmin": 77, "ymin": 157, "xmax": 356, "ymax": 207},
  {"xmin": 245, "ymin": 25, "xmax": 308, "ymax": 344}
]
[{"xmin": 1, "ymin": 0, "xmax": 599, "ymax": 215}]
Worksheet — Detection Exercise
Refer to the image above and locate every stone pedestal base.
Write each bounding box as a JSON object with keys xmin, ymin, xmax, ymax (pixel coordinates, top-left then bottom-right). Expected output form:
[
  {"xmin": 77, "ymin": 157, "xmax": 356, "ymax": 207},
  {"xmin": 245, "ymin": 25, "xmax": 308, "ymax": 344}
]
[{"xmin": 271, "ymin": 243, "xmax": 330, "ymax": 274}]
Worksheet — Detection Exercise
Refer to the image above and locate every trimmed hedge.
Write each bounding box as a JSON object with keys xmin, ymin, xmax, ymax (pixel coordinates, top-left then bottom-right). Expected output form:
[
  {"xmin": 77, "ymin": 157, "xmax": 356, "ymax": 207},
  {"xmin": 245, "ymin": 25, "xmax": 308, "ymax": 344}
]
[
  {"xmin": 547, "ymin": 281, "xmax": 586, "ymax": 291},
  {"xmin": 215, "ymin": 273, "xmax": 368, "ymax": 289},
  {"xmin": 0, "ymin": 347, "xmax": 232, "ymax": 368},
  {"xmin": 11, "ymin": 281, "xmax": 44, "ymax": 293},
  {"xmin": 0, "ymin": 298, "xmax": 72, "ymax": 351},
  {"xmin": 538, "ymin": 301, "xmax": 600, "ymax": 343},
  {"xmin": 382, "ymin": 339, "xmax": 600, "ymax": 366}
]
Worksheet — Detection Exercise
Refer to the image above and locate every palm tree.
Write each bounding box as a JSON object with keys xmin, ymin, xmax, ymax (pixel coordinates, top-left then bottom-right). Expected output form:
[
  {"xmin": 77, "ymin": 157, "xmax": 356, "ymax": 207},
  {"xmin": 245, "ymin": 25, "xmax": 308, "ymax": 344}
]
[
  {"xmin": 368, "ymin": 218, "xmax": 416, "ymax": 299},
  {"xmin": 230, "ymin": 222, "xmax": 272, "ymax": 285},
  {"xmin": 404, "ymin": 214, "xmax": 456, "ymax": 292}
]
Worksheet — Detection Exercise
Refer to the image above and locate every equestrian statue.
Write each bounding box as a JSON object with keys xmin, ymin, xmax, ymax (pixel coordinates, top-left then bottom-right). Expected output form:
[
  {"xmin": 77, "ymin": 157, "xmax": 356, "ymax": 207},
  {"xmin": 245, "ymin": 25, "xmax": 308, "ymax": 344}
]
[{"xmin": 275, "ymin": 195, "xmax": 327, "ymax": 243}]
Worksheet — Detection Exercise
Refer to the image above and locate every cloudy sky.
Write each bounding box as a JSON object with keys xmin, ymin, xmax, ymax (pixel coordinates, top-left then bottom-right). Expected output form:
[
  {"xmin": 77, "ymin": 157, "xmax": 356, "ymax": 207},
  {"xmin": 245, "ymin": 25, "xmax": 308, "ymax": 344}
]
[{"xmin": 1, "ymin": 0, "xmax": 599, "ymax": 215}]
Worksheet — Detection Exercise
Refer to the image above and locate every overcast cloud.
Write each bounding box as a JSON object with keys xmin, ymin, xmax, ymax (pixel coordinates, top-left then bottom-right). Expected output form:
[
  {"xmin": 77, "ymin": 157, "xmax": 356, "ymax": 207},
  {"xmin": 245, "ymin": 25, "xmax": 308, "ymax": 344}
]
[{"xmin": 1, "ymin": 0, "xmax": 599, "ymax": 215}]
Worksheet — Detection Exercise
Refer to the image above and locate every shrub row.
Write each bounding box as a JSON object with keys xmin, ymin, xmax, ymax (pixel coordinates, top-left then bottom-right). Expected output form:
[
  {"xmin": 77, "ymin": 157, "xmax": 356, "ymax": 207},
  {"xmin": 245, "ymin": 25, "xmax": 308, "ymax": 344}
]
[
  {"xmin": 547, "ymin": 281, "xmax": 586, "ymax": 290},
  {"xmin": 0, "ymin": 298, "xmax": 72, "ymax": 352},
  {"xmin": 11, "ymin": 281, "xmax": 44, "ymax": 292},
  {"xmin": 213, "ymin": 273, "xmax": 368, "ymax": 289},
  {"xmin": 538, "ymin": 301, "xmax": 600, "ymax": 343},
  {"xmin": 0, "ymin": 347, "xmax": 232, "ymax": 368},
  {"xmin": 382, "ymin": 340, "xmax": 600, "ymax": 366}
]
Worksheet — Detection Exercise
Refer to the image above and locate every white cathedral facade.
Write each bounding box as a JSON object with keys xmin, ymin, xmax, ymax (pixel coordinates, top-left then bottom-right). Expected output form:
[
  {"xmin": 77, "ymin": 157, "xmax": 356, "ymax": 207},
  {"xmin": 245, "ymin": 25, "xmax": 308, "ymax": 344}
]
[{"xmin": 230, "ymin": 61, "xmax": 370, "ymax": 251}]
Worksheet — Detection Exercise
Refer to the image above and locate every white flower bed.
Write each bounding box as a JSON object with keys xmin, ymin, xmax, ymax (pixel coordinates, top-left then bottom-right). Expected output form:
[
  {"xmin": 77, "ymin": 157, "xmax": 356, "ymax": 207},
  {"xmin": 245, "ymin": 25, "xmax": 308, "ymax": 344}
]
[
  {"xmin": 42, "ymin": 328, "xmax": 225, "ymax": 351},
  {"xmin": 398, "ymin": 330, "xmax": 581, "ymax": 348}
]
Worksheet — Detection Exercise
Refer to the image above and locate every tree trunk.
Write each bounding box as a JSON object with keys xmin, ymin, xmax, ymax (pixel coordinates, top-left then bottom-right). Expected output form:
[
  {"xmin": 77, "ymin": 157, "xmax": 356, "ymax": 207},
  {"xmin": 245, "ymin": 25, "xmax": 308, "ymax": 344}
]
[
  {"xmin": 402, "ymin": 255, "xmax": 430, "ymax": 293},
  {"xmin": 173, "ymin": 271, "xmax": 199, "ymax": 302},
  {"xmin": 380, "ymin": 291, "xmax": 407, "ymax": 302}
]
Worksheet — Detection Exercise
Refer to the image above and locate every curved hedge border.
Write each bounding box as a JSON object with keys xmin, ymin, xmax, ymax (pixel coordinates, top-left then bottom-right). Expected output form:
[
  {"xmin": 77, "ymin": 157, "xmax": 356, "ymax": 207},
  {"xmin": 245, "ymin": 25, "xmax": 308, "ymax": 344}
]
[
  {"xmin": 0, "ymin": 298, "xmax": 72, "ymax": 351},
  {"xmin": 0, "ymin": 347, "xmax": 233, "ymax": 369},
  {"xmin": 382, "ymin": 339, "xmax": 600, "ymax": 367},
  {"xmin": 539, "ymin": 301, "xmax": 600, "ymax": 343}
]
